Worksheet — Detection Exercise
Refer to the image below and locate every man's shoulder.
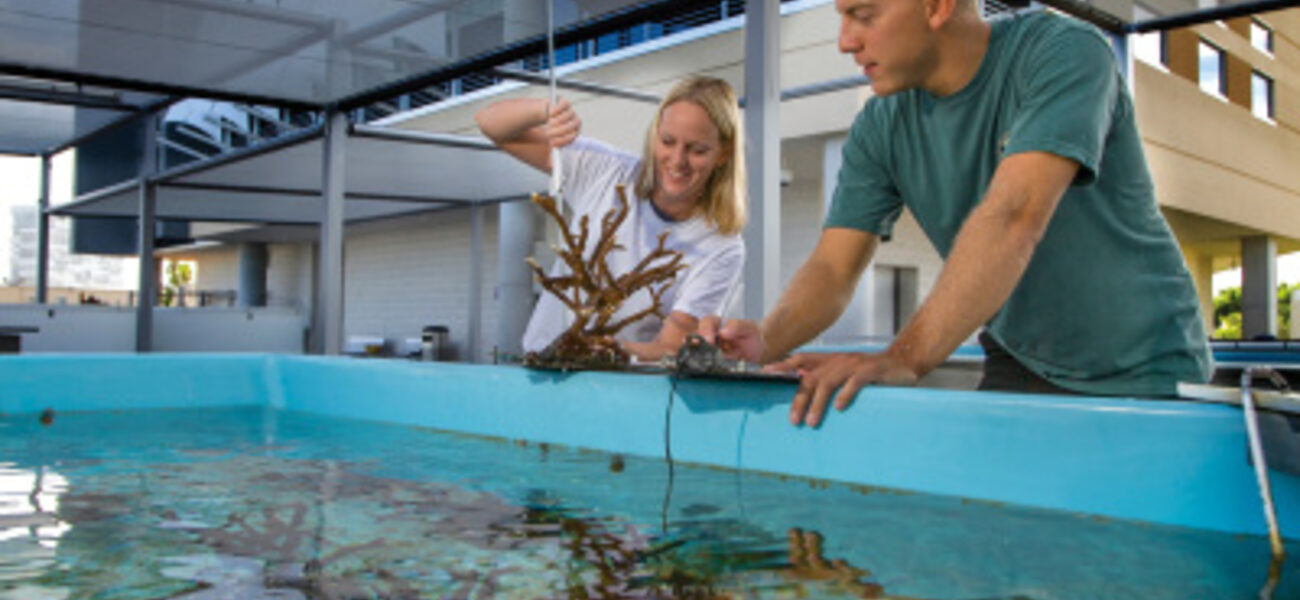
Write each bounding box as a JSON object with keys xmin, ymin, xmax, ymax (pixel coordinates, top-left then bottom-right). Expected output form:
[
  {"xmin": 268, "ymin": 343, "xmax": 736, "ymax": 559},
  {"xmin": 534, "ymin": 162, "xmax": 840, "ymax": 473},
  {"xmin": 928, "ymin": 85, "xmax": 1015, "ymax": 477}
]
[{"xmin": 1004, "ymin": 10, "xmax": 1112, "ymax": 52}]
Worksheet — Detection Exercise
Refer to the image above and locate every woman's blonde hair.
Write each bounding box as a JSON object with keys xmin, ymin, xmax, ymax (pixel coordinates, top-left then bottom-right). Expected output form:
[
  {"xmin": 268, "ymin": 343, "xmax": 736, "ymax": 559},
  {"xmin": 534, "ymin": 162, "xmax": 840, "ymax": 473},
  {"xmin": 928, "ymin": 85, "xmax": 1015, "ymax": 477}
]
[{"xmin": 634, "ymin": 76, "xmax": 747, "ymax": 236}]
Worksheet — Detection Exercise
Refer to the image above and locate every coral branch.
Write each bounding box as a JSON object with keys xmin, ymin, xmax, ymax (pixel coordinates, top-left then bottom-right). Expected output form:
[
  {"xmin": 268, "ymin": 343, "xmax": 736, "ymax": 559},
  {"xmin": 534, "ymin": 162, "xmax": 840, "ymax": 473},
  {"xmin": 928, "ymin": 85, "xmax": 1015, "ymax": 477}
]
[{"xmin": 523, "ymin": 186, "xmax": 688, "ymax": 369}]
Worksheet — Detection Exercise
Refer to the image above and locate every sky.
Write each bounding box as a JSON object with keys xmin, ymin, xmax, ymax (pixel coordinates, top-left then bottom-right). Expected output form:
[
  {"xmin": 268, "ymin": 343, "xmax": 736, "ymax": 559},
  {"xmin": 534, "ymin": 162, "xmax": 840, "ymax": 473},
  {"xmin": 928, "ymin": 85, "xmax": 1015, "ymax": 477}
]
[{"xmin": 0, "ymin": 155, "xmax": 1297, "ymax": 292}]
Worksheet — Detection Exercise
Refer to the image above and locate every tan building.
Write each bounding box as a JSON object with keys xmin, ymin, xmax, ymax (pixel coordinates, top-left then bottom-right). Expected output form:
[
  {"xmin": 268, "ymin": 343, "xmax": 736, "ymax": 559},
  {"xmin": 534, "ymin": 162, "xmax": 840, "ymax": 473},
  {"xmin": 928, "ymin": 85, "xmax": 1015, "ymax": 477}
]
[{"xmin": 1131, "ymin": 8, "xmax": 1300, "ymax": 338}]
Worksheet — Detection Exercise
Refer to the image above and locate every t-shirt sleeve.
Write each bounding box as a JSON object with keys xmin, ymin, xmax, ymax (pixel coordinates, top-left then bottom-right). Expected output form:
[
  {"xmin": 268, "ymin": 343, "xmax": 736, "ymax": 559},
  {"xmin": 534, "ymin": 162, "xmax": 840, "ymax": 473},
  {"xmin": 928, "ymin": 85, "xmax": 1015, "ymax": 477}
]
[
  {"xmin": 558, "ymin": 138, "xmax": 640, "ymax": 215},
  {"xmin": 1003, "ymin": 25, "xmax": 1119, "ymax": 186},
  {"xmin": 671, "ymin": 241, "xmax": 745, "ymax": 319},
  {"xmin": 822, "ymin": 107, "xmax": 904, "ymax": 238}
]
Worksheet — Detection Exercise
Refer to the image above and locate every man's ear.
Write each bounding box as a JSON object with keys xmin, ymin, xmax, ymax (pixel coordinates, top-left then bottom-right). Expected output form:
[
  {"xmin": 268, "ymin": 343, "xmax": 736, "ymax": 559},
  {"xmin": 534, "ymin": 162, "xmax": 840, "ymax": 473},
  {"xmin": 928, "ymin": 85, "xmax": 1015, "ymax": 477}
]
[{"xmin": 926, "ymin": 0, "xmax": 958, "ymax": 29}]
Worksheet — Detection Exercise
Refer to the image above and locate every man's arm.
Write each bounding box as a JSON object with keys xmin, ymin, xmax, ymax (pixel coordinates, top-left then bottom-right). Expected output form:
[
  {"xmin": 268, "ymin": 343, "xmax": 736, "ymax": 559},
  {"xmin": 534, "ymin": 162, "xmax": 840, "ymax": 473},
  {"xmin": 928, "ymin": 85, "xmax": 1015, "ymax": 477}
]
[
  {"xmin": 884, "ymin": 151, "xmax": 1075, "ymax": 374},
  {"xmin": 705, "ymin": 228, "xmax": 878, "ymax": 363},
  {"xmin": 759, "ymin": 228, "xmax": 879, "ymax": 362},
  {"xmin": 773, "ymin": 151, "xmax": 1078, "ymax": 427}
]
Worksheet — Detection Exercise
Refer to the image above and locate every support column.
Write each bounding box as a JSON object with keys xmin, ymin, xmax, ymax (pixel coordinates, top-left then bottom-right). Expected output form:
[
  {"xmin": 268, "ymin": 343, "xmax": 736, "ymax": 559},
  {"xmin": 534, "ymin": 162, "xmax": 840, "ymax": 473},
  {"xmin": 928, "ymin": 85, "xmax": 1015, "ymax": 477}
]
[
  {"xmin": 314, "ymin": 110, "xmax": 347, "ymax": 355},
  {"xmin": 496, "ymin": 200, "xmax": 537, "ymax": 358},
  {"xmin": 134, "ymin": 114, "xmax": 158, "ymax": 352},
  {"xmin": 238, "ymin": 242, "xmax": 269, "ymax": 308},
  {"xmin": 35, "ymin": 154, "xmax": 51, "ymax": 304},
  {"xmin": 468, "ymin": 204, "xmax": 484, "ymax": 363},
  {"xmin": 1292, "ymin": 292, "xmax": 1299, "ymax": 340},
  {"xmin": 1183, "ymin": 248, "xmax": 1215, "ymax": 334},
  {"xmin": 742, "ymin": 0, "xmax": 781, "ymax": 320},
  {"xmin": 1241, "ymin": 235, "xmax": 1277, "ymax": 339}
]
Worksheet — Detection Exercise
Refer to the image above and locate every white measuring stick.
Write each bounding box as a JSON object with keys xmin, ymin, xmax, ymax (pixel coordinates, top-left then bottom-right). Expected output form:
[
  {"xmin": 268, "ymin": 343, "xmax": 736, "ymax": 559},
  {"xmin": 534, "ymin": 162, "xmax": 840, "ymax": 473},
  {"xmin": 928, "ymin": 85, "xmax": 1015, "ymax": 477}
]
[{"xmin": 547, "ymin": 0, "xmax": 563, "ymax": 200}]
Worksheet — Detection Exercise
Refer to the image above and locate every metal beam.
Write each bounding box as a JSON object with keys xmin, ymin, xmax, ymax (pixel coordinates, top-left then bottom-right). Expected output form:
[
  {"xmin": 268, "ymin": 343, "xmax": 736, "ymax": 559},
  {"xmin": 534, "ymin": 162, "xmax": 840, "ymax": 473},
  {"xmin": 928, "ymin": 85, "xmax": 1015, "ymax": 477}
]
[
  {"xmin": 349, "ymin": 124, "xmax": 497, "ymax": 150},
  {"xmin": 1127, "ymin": 0, "xmax": 1296, "ymax": 33},
  {"xmin": 491, "ymin": 67, "xmax": 662, "ymax": 104},
  {"xmin": 0, "ymin": 83, "xmax": 133, "ymax": 111}
]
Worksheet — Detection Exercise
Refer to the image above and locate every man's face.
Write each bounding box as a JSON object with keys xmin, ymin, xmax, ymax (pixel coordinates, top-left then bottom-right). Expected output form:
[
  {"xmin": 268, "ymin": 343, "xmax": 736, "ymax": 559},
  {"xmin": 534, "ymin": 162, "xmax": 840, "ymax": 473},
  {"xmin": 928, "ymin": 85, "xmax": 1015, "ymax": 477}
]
[{"xmin": 836, "ymin": 0, "xmax": 939, "ymax": 97}]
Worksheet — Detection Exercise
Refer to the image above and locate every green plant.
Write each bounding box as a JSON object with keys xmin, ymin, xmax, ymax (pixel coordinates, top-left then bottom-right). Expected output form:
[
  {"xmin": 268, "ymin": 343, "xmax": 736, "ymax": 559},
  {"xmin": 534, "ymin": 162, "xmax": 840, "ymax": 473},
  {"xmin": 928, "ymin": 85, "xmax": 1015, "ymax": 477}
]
[
  {"xmin": 160, "ymin": 261, "xmax": 194, "ymax": 307},
  {"xmin": 1212, "ymin": 283, "xmax": 1299, "ymax": 339}
]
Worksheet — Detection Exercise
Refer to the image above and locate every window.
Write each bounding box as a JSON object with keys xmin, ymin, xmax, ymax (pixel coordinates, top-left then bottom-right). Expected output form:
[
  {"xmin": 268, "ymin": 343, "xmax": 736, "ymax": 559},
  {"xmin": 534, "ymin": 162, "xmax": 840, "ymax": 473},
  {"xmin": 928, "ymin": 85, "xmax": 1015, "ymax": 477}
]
[
  {"xmin": 1199, "ymin": 41, "xmax": 1226, "ymax": 98},
  {"xmin": 1251, "ymin": 19, "xmax": 1273, "ymax": 54},
  {"xmin": 1252, "ymin": 71, "xmax": 1274, "ymax": 120}
]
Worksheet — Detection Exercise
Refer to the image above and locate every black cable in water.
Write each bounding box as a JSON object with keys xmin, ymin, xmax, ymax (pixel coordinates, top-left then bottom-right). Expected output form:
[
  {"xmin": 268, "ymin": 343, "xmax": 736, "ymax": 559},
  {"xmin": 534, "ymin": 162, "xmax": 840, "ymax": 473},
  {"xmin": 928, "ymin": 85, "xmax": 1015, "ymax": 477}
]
[{"xmin": 661, "ymin": 371, "xmax": 678, "ymax": 535}]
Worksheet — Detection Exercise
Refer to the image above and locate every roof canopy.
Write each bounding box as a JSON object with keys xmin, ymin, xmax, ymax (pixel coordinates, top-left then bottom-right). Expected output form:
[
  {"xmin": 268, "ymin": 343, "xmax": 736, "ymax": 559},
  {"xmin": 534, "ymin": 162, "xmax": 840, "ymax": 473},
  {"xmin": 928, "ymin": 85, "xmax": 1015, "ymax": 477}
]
[
  {"xmin": 3, "ymin": 0, "xmax": 1283, "ymax": 157},
  {"xmin": 47, "ymin": 124, "xmax": 547, "ymax": 226}
]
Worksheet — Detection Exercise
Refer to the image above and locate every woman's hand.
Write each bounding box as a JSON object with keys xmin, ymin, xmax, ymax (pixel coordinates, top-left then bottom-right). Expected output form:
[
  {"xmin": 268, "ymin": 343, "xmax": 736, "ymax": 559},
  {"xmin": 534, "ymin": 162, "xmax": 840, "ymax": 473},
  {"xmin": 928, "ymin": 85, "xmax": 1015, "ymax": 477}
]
[{"xmin": 545, "ymin": 97, "xmax": 581, "ymax": 149}]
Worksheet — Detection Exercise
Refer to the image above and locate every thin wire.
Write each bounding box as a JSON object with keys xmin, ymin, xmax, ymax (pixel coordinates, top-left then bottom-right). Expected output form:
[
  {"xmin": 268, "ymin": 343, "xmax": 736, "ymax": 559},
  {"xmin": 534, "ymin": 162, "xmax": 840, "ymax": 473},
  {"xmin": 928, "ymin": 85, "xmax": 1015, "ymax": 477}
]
[{"xmin": 661, "ymin": 371, "xmax": 677, "ymax": 535}]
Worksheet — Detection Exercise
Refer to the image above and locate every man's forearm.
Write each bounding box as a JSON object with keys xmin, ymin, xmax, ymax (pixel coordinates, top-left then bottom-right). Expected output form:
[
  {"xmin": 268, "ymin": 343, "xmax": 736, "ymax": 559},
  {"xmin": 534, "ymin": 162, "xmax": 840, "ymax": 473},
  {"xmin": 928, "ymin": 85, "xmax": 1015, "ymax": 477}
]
[{"xmin": 758, "ymin": 259, "xmax": 861, "ymax": 364}]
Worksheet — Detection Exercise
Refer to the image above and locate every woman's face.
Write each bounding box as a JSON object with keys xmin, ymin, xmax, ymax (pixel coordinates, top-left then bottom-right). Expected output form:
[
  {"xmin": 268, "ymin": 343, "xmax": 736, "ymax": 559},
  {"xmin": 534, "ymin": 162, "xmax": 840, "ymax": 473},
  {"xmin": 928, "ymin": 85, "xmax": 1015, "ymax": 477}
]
[{"xmin": 652, "ymin": 100, "xmax": 728, "ymax": 208}]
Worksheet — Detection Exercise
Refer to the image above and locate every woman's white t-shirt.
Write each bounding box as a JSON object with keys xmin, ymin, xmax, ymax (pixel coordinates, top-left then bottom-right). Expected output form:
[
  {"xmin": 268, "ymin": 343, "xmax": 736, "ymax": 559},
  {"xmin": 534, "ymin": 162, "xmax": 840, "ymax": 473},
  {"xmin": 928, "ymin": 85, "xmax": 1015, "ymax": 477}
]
[{"xmin": 521, "ymin": 138, "xmax": 745, "ymax": 353}]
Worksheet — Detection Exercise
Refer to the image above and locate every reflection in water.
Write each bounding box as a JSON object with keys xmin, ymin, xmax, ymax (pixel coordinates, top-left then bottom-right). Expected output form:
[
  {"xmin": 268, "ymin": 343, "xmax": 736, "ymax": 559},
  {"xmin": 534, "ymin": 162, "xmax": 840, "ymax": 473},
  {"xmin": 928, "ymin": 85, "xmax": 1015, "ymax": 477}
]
[
  {"xmin": 0, "ymin": 407, "xmax": 1293, "ymax": 600},
  {"xmin": 0, "ymin": 463, "xmax": 71, "ymax": 599}
]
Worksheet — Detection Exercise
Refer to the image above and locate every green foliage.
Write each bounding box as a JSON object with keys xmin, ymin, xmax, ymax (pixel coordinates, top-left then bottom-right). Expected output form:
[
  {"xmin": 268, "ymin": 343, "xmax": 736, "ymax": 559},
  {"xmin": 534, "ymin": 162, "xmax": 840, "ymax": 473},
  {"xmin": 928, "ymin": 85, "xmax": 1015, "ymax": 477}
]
[
  {"xmin": 1214, "ymin": 311, "xmax": 1242, "ymax": 340},
  {"xmin": 1282, "ymin": 282, "xmax": 1298, "ymax": 336},
  {"xmin": 160, "ymin": 261, "xmax": 194, "ymax": 307},
  {"xmin": 1212, "ymin": 283, "xmax": 1299, "ymax": 339}
]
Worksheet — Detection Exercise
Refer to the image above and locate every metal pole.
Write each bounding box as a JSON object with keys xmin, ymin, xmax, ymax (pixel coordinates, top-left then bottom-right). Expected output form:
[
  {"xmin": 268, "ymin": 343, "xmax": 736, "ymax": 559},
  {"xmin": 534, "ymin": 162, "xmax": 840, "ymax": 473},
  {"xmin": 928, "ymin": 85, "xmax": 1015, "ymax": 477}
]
[
  {"xmin": 35, "ymin": 154, "xmax": 51, "ymax": 304},
  {"xmin": 135, "ymin": 114, "xmax": 159, "ymax": 352},
  {"xmin": 316, "ymin": 110, "xmax": 348, "ymax": 355},
  {"xmin": 742, "ymin": 0, "xmax": 781, "ymax": 319},
  {"xmin": 468, "ymin": 204, "xmax": 484, "ymax": 363}
]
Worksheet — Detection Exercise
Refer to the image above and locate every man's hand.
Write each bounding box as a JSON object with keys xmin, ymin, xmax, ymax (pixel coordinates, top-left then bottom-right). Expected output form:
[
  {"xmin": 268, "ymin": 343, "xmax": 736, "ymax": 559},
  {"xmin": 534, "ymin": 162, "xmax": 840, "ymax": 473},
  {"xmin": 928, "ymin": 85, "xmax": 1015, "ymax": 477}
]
[
  {"xmin": 769, "ymin": 351, "xmax": 919, "ymax": 427},
  {"xmin": 698, "ymin": 316, "xmax": 764, "ymax": 363}
]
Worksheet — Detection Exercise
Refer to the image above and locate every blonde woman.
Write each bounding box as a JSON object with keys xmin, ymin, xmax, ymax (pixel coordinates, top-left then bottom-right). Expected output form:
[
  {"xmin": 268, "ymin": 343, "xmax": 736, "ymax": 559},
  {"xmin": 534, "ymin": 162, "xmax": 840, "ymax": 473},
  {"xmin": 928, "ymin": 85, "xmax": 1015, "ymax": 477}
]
[{"xmin": 476, "ymin": 76, "xmax": 746, "ymax": 361}]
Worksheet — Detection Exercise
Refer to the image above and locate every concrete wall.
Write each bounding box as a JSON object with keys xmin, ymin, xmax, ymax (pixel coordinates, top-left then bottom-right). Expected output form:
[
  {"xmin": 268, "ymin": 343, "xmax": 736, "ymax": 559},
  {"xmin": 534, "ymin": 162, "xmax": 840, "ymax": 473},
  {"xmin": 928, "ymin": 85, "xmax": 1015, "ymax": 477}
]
[
  {"xmin": 341, "ymin": 206, "xmax": 500, "ymax": 362},
  {"xmin": 0, "ymin": 304, "xmax": 304, "ymax": 353}
]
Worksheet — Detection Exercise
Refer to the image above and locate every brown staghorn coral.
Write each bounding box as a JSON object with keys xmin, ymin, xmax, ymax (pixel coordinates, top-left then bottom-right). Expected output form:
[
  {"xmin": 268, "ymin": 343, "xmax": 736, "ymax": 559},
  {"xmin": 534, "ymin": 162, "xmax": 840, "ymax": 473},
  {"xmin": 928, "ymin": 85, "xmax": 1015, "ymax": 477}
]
[{"xmin": 524, "ymin": 184, "xmax": 686, "ymax": 369}]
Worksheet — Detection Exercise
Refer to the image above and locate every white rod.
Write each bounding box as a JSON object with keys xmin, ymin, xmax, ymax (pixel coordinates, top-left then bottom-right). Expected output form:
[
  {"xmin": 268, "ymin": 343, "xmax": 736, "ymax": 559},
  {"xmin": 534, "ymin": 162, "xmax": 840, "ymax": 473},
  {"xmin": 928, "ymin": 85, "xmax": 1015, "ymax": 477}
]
[
  {"xmin": 1241, "ymin": 370, "xmax": 1286, "ymax": 560},
  {"xmin": 547, "ymin": 0, "xmax": 562, "ymax": 199}
]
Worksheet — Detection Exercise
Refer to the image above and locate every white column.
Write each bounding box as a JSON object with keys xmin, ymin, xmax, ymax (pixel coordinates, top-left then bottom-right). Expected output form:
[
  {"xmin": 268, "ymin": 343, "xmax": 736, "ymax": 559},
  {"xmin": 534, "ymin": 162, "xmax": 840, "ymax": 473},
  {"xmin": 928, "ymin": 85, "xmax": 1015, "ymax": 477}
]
[
  {"xmin": 496, "ymin": 200, "xmax": 537, "ymax": 357},
  {"xmin": 742, "ymin": 0, "xmax": 781, "ymax": 320},
  {"xmin": 1241, "ymin": 235, "xmax": 1277, "ymax": 339},
  {"xmin": 1291, "ymin": 292, "xmax": 1299, "ymax": 340},
  {"xmin": 315, "ymin": 111, "xmax": 347, "ymax": 355},
  {"xmin": 468, "ymin": 204, "xmax": 484, "ymax": 363}
]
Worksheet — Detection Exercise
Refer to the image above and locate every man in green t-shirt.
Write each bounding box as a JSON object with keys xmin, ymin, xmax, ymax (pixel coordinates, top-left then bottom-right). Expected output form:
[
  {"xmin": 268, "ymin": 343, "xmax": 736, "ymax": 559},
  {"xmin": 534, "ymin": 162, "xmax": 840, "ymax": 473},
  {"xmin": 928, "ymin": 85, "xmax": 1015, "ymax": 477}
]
[{"xmin": 701, "ymin": 0, "xmax": 1212, "ymax": 427}]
